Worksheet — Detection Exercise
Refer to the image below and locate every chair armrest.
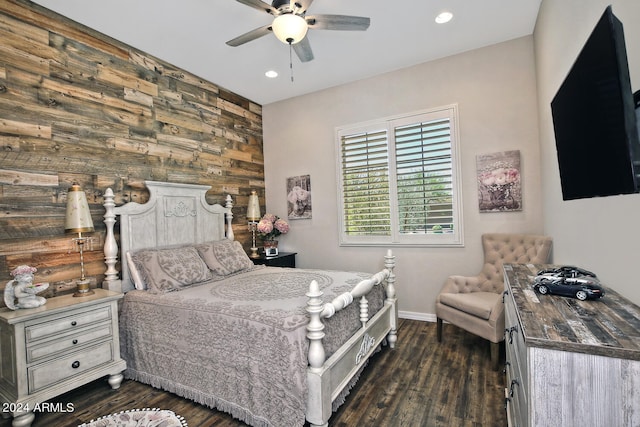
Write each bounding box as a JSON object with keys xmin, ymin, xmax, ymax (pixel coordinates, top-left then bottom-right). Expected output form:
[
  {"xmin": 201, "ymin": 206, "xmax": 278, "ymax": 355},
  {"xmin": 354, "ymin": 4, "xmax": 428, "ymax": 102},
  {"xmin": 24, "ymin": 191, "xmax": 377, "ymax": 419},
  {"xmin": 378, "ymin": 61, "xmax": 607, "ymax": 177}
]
[
  {"xmin": 488, "ymin": 293, "xmax": 505, "ymax": 323},
  {"xmin": 487, "ymin": 294, "xmax": 506, "ymax": 342}
]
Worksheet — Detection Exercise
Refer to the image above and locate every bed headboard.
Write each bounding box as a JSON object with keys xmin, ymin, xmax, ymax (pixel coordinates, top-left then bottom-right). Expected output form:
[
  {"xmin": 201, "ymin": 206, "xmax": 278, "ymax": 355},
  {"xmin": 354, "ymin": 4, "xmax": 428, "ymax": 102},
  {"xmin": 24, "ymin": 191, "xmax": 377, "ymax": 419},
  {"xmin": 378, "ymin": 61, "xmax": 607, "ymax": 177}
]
[{"xmin": 102, "ymin": 180, "xmax": 234, "ymax": 293}]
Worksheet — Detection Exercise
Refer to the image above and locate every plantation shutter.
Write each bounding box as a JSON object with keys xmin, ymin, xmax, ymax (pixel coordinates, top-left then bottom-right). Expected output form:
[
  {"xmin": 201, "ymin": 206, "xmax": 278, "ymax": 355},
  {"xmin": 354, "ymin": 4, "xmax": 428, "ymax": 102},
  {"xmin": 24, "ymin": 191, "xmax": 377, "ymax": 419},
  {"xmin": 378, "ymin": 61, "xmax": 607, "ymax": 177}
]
[
  {"xmin": 395, "ymin": 118, "xmax": 454, "ymax": 234},
  {"xmin": 340, "ymin": 130, "xmax": 391, "ymax": 236},
  {"xmin": 336, "ymin": 105, "xmax": 462, "ymax": 247}
]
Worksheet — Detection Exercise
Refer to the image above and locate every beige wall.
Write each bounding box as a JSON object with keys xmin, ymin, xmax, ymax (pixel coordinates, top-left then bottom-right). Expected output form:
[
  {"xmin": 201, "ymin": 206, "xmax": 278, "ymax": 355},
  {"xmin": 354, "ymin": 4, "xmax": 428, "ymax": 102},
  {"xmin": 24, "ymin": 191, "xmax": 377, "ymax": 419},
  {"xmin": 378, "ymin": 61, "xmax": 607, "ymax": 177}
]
[
  {"xmin": 535, "ymin": 0, "xmax": 640, "ymax": 304},
  {"xmin": 264, "ymin": 36, "xmax": 543, "ymax": 319}
]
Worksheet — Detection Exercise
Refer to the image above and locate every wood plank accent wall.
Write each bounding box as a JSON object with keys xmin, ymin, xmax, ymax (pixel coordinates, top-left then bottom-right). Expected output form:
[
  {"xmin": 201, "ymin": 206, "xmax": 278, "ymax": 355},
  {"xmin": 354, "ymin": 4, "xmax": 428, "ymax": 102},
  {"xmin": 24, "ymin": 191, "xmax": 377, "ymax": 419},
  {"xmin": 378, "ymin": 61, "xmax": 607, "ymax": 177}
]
[{"xmin": 0, "ymin": 0, "xmax": 265, "ymax": 301}]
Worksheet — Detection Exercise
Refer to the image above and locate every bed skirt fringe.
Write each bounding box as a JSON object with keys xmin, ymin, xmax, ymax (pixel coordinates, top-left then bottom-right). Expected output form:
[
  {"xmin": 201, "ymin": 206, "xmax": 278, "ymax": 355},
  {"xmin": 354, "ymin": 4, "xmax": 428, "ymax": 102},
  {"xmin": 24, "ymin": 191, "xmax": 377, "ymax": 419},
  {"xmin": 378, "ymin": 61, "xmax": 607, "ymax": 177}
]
[
  {"xmin": 125, "ymin": 349, "xmax": 377, "ymax": 427},
  {"xmin": 124, "ymin": 368, "xmax": 273, "ymax": 427}
]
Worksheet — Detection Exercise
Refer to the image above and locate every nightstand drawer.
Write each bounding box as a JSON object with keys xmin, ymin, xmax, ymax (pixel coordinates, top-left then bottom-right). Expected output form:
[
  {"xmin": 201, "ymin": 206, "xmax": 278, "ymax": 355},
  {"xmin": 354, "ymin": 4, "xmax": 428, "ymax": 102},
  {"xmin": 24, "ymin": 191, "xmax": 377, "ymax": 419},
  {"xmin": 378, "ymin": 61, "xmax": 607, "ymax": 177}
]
[
  {"xmin": 28, "ymin": 340, "xmax": 114, "ymax": 393},
  {"xmin": 26, "ymin": 322, "xmax": 113, "ymax": 363},
  {"xmin": 25, "ymin": 306, "xmax": 112, "ymax": 343}
]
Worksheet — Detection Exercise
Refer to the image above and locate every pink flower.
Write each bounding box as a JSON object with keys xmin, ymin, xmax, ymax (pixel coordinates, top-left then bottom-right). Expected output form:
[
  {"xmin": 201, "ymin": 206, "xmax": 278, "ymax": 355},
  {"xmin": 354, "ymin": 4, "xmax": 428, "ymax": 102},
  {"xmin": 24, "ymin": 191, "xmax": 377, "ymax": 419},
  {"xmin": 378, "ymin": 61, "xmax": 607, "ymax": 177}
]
[
  {"xmin": 262, "ymin": 213, "xmax": 277, "ymax": 223},
  {"xmin": 274, "ymin": 219, "xmax": 289, "ymax": 234},
  {"xmin": 257, "ymin": 219, "xmax": 273, "ymax": 234}
]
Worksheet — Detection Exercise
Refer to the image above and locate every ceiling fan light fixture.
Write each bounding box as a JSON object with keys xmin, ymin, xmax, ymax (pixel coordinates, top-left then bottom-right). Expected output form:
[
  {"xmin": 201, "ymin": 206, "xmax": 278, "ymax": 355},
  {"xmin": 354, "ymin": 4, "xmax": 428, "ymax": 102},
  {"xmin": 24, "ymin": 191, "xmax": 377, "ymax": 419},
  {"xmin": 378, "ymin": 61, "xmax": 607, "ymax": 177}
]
[{"xmin": 272, "ymin": 13, "xmax": 308, "ymax": 44}]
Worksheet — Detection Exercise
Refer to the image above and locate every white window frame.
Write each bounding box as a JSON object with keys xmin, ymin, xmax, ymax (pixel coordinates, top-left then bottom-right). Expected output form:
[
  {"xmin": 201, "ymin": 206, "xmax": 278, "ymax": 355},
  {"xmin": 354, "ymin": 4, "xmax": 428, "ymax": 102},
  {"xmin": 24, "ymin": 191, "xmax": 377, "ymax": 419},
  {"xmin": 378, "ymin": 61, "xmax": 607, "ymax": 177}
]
[{"xmin": 336, "ymin": 104, "xmax": 464, "ymax": 247}]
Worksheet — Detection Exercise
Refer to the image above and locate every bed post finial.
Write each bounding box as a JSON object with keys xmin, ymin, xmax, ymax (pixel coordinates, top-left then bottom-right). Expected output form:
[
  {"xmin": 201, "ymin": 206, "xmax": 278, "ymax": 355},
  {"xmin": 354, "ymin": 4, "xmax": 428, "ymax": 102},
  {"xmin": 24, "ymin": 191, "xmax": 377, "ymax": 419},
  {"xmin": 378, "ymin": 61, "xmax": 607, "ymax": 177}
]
[
  {"xmin": 103, "ymin": 188, "xmax": 122, "ymax": 293},
  {"xmin": 225, "ymin": 194, "xmax": 234, "ymax": 240}
]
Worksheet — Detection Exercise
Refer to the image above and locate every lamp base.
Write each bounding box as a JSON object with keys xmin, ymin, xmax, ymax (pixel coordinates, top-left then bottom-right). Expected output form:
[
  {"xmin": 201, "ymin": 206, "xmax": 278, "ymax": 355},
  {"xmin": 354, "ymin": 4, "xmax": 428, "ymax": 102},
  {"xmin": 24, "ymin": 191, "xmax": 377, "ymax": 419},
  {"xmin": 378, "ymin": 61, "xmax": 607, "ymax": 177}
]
[
  {"xmin": 73, "ymin": 279, "xmax": 95, "ymax": 297},
  {"xmin": 249, "ymin": 247, "xmax": 260, "ymax": 259}
]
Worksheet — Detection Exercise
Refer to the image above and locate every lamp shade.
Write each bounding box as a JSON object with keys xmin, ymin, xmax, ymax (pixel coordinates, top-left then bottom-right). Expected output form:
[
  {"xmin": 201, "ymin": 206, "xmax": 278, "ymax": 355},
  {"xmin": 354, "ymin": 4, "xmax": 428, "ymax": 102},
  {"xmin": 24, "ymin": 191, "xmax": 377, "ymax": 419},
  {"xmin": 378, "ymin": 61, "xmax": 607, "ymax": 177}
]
[
  {"xmin": 65, "ymin": 184, "xmax": 94, "ymax": 233},
  {"xmin": 272, "ymin": 14, "xmax": 308, "ymax": 44},
  {"xmin": 247, "ymin": 190, "xmax": 261, "ymax": 221}
]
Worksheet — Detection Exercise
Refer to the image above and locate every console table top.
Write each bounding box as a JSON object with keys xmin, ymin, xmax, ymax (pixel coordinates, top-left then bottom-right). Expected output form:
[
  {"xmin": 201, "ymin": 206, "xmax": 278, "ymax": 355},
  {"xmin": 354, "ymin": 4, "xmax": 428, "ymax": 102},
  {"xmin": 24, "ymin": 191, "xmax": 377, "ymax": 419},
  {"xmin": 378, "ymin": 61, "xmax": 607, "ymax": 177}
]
[{"xmin": 504, "ymin": 263, "xmax": 640, "ymax": 361}]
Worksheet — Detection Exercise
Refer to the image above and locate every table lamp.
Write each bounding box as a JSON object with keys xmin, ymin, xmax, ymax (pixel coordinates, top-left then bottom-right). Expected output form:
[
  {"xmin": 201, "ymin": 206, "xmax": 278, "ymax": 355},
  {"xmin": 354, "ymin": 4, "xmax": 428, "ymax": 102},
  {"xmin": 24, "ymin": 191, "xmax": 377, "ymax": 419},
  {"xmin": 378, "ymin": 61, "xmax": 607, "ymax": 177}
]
[
  {"xmin": 65, "ymin": 183, "xmax": 95, "ymax": 297},
  {"xmin": 247, "ymin": 190, "xmax": 261, "ymax": 259}
]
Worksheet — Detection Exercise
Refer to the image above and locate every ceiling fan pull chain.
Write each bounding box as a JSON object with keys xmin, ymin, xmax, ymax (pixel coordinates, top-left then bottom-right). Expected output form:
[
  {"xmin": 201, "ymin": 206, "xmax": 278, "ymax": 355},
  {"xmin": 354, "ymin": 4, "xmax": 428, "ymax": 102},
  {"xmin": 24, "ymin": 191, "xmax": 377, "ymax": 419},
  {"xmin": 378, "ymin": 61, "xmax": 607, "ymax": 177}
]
[{"xmin": 289, "ymin": 42, "xmax": 295, "ymax": 82}]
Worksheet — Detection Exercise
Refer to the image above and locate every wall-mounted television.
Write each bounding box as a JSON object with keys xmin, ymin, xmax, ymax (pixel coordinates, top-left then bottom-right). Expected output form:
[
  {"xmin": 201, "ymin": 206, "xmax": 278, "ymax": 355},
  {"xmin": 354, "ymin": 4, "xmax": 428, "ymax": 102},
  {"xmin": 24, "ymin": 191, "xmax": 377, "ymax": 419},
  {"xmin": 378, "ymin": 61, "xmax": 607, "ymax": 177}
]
[{"xmin": 551, "ymin": 5, "xmax": 640, "ymax": 201}]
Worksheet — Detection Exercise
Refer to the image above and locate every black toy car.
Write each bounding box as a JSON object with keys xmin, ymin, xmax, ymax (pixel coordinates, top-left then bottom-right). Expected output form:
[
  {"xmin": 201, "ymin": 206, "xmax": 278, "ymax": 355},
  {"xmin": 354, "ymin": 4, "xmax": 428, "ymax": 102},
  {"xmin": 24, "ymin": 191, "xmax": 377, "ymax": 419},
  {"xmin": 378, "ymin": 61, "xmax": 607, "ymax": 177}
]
[{"xmin": 533, "ymin": 266, "xmax": 605, "ymax": 301}]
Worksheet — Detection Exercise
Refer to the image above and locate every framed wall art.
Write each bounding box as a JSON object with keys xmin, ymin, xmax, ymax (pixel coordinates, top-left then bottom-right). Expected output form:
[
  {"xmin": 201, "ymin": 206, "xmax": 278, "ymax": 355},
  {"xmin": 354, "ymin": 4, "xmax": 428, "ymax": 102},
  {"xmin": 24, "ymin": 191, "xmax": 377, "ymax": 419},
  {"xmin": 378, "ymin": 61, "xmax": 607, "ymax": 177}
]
[
  {"xmin": 287, "ymin": 175, "xmax": 312, "ymax": 219},
  {"xmin": 476, "ymin": 150, "xmax": 522, "ymax": 212}
]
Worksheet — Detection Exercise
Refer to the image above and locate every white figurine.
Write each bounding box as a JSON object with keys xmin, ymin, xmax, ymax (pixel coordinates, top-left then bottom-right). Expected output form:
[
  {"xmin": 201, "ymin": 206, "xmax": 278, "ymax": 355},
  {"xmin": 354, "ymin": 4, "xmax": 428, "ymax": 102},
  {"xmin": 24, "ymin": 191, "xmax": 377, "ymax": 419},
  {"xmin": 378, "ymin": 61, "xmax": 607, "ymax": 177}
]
[{"xmin": 4, "ymin": 265, "xmax": 49, "ymax": 310}]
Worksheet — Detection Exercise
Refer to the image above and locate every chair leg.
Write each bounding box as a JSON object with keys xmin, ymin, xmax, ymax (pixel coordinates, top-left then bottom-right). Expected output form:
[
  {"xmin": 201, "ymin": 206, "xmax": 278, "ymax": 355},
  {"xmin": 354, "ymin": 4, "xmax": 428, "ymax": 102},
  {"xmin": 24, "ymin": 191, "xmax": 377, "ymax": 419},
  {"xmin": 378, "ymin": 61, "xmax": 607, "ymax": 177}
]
[
  {"xmin": 436, "ymin": 317, "xmax": 443, "ymax": 342},
  {"xmin": 490, "ymin": 341, "xmax": 500, "ymax": 371}
]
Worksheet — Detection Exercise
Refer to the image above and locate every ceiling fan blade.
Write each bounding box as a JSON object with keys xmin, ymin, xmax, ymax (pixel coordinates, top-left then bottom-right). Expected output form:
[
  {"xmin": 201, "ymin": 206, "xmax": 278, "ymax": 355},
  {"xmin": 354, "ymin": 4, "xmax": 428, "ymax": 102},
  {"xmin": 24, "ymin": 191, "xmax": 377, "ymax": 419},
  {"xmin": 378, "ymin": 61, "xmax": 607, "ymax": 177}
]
[
  {"xmin": 306, "ymin": 14, "xmax": 370, "ymax": 31},
  {"xmin": 293, "ymin": 37, "xmax": 314, "ymax": 62},
  {"xmin": 226, "ymin": 24, "xmax": 273, "ymax": 47},
  {"xmin": 235, "ymin": 0, "xmax": 277, "ymax": 15},
  {"xmin": 292, "ymin": 0, "xmax": 315, "ymax": 14}
]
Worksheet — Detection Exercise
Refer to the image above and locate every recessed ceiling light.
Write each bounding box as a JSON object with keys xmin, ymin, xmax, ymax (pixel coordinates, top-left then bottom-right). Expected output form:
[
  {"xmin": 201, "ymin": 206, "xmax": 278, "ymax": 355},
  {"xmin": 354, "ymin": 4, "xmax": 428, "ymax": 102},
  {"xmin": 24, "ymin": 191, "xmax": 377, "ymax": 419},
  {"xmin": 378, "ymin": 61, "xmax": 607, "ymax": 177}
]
[
  {"xmin": 265, "ymin": 70, "xmax": 278, "ymax": 78},
  {"xmin": 435, "ymin": 11, "xmax": 453, "ymax": 24}
]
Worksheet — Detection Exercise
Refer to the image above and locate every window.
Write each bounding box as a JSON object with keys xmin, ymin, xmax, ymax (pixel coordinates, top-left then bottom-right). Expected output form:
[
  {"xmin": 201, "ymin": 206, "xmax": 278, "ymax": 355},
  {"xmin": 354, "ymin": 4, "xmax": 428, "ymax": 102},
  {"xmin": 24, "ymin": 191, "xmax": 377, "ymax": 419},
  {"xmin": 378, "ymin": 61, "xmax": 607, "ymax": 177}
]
[{"xmin": 336, "ymin": 105, "xmax": 463, "ymax": 247}]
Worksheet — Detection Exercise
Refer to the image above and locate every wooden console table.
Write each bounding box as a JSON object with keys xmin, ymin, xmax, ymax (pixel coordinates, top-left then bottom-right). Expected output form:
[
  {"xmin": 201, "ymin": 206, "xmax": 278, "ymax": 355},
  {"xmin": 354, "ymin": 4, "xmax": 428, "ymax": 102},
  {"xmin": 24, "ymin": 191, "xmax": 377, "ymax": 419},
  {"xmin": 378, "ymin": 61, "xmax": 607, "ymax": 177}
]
[{"xmin": 503, "ymin": 263, "xmax": 640, "ymax": 427}]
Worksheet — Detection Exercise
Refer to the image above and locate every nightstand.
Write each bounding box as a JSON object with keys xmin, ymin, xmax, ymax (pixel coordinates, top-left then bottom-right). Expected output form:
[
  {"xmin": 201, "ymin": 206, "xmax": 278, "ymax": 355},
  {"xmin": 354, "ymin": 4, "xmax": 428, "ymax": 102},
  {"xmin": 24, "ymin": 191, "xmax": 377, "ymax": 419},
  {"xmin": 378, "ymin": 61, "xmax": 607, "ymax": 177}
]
[
  {"xmin": 251, "ymin": 252, "xmax": 297, "ymax": 268},
  {"xmin": 0, "ymin": 289, "xmax": 126, "ymax": 427}
]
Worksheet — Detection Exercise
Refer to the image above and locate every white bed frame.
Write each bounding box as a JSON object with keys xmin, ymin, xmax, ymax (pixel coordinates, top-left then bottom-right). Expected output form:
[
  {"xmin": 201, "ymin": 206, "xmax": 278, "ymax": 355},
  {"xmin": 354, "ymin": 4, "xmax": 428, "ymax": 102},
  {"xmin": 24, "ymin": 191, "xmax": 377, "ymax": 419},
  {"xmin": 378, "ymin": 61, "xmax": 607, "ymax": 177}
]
[{"xmin": 102, "ymin": 180, "xmax": 398, "ymax": 427}]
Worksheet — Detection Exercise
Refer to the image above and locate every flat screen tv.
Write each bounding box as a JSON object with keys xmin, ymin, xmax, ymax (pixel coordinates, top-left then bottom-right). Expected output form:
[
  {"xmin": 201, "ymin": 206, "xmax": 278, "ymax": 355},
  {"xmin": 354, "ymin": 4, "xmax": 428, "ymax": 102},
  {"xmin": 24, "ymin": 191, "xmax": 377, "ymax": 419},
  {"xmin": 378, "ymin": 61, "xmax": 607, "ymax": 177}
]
[{"xmin": 551, "ymin": 6, "xmax": 640, "ymax": 201}]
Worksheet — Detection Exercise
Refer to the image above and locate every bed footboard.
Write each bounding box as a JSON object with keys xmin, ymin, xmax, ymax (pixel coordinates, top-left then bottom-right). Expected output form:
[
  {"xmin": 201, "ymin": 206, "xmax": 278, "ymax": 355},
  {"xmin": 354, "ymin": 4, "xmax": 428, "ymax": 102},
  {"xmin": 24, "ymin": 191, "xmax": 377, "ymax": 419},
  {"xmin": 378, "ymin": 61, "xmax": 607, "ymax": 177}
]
[{"xmin": 306, "ymin": 250, "xmax": 397, "ymax": 427}]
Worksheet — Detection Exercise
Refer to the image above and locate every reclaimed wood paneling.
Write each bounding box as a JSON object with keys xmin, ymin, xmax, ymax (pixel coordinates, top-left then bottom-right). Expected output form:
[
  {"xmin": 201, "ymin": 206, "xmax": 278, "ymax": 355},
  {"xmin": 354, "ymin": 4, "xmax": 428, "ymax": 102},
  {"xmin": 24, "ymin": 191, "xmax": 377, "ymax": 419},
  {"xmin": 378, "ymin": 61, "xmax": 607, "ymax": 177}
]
[{"xmin": 0, "ymin": 0, "xmax": 265, "ymax": 302}]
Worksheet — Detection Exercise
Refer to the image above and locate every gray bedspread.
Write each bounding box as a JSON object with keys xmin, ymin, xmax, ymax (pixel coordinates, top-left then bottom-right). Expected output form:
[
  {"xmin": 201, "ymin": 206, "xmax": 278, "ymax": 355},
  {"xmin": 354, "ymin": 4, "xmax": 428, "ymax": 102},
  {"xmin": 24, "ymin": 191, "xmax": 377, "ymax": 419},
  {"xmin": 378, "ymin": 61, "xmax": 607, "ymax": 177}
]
[{"xmin": 119, "ymin": 266, "xmax": 386, "ymax": 427}]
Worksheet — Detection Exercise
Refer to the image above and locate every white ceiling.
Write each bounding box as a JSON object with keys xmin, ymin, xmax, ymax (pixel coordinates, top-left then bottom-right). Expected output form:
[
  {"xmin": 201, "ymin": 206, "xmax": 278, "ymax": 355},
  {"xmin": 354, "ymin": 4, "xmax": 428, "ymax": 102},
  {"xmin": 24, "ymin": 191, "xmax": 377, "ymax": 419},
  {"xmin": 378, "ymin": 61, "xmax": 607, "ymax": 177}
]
[{"xmin": 34, "ymin": 0, "xmax": 542, "ymax": 105}]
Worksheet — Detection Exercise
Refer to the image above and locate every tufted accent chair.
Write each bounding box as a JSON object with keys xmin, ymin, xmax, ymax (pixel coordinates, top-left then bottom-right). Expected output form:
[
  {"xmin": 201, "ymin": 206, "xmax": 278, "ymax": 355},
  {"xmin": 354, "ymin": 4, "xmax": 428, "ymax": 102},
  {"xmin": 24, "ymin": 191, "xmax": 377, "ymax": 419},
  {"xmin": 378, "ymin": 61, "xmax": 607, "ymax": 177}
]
[{"xmin": 436, "ymin": 233, "xmax": 552, "ymax": 369}]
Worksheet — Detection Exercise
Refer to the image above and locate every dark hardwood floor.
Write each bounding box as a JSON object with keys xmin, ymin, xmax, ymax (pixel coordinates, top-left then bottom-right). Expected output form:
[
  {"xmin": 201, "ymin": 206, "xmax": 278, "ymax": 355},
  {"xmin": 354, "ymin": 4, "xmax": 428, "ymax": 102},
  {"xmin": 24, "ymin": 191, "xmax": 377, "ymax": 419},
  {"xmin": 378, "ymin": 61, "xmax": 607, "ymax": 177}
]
[{"xmin": 3, "ymin": 319, "xmax": 506, "ymax": 427}]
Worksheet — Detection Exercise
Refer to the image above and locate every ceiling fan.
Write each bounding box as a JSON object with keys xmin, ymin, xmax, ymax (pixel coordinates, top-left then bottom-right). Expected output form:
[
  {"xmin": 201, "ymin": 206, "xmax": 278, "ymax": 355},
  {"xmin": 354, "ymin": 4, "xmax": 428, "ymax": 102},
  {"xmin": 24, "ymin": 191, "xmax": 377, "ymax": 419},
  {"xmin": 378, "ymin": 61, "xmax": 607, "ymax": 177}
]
[{"xmin": 226, "ymin": 0, "xmax": 370, "ymax": 63}]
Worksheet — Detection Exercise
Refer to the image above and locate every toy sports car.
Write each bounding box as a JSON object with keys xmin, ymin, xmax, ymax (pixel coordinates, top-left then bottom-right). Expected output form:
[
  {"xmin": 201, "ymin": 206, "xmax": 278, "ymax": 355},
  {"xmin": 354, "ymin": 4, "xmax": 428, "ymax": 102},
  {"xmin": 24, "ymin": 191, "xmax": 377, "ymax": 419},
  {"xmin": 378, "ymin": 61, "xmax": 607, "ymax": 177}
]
[{"xmin": 532, "ymin": 266, "xmax": 605, "ymax": 300}]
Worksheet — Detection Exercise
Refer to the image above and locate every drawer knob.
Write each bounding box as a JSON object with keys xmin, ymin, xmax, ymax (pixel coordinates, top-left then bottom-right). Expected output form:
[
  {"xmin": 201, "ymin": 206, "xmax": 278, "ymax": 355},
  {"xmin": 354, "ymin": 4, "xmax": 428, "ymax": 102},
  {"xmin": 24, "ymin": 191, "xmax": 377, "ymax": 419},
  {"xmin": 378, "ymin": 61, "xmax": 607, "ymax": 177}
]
[
  {"xmin": 71, "ymin": 361, "xmax": 80, "ymax": 369},
  {"xmin": 72, "ymin": 339, "xmax": 78, "ymax": 345},
  {"xmin": 71, "ymin": 321, "xmax": 77, "ymax": 326}
]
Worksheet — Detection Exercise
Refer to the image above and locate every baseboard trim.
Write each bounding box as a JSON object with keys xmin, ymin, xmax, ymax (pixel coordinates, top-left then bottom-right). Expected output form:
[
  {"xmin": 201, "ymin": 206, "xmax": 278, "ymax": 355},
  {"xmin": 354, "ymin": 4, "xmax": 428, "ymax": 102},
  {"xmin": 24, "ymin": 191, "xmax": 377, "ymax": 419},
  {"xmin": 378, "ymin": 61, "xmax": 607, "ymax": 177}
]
[{"xmin": 398, "ymin": 311, "xmax": 436, "ymax": 322}]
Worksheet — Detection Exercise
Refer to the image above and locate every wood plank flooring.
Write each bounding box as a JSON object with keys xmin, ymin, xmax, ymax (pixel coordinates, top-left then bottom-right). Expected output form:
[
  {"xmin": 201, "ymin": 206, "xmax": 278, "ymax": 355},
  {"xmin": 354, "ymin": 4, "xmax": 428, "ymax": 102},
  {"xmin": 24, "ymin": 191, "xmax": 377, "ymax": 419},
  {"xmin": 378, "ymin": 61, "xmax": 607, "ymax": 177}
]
[{"xmin": 2, "ymin": 319, "xmax": 506, "ymax": 427}]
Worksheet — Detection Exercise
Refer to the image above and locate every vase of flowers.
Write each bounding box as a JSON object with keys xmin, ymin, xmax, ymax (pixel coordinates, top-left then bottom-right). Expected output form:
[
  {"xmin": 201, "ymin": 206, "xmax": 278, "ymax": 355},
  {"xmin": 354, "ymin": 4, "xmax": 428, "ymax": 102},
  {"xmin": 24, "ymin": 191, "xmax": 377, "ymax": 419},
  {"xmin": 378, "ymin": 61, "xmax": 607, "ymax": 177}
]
[{"xmin": 256, "ymin": 213, "xmax": 289, "ymax": 256}]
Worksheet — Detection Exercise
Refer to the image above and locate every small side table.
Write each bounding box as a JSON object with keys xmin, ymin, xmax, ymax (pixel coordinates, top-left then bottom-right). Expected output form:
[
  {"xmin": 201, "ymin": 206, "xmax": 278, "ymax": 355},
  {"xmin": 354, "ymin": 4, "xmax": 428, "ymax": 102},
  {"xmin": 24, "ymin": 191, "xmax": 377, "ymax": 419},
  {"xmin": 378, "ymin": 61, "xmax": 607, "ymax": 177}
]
[
  {"xmin": 251, "ymin": 252, "xmax": 297, "ymax": 268},
  {"xmin": 0, "ymin": 289, "xmax": 126, "ymax": 427}
]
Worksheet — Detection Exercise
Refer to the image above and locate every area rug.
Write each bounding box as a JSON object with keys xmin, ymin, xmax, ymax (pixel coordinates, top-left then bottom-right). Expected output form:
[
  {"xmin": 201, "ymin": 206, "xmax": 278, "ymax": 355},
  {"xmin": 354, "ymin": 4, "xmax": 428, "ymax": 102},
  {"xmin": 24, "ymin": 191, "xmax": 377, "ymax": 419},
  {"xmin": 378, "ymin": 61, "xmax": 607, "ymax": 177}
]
[{"xmin": 77, "ymin": 408, "xmax": 187, "ymax": 427}]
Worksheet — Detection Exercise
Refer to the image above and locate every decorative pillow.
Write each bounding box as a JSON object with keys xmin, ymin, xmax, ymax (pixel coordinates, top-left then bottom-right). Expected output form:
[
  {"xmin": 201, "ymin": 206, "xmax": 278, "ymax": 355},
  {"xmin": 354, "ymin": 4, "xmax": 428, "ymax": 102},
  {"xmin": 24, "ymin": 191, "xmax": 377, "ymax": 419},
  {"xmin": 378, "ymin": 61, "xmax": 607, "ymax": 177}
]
[
  {"xmin": 195, "ymin": 239, "xmax": 254, "ymax": 276},
  {"xmin": 129, "ymin": 246, "xmax": 213, "ymax": 293}
]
